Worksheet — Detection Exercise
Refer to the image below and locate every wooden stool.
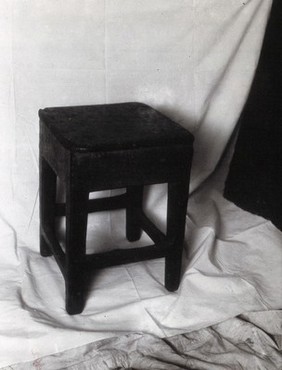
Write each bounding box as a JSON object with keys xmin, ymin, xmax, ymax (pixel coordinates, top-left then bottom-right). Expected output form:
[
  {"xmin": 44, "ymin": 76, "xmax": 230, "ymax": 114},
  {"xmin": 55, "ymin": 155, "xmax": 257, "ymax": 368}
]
[{"xmin": 39, "ymin": 102, "xmax": 194, "ymax": 314}]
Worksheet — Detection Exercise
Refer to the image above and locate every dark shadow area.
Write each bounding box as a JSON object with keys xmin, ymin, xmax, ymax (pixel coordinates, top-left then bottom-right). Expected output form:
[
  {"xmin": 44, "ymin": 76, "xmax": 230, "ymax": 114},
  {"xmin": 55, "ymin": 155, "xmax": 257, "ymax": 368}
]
[{"xmin": 224, "ymin": 0, "xmax": 282, "ymax": 230}]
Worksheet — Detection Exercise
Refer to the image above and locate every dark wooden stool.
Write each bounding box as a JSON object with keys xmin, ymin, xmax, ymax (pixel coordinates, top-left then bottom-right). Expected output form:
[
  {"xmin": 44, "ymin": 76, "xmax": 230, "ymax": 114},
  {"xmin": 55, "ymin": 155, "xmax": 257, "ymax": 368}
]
[{"xmin": 39, "ymin": 102, "xmax": 194, "ymax": 314}]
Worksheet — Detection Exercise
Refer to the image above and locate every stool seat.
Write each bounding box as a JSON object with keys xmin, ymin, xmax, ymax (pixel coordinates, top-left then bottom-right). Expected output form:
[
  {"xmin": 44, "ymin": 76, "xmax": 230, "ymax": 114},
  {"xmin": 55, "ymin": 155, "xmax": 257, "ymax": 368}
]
[
  {"xmin": 39, "ymin": 102, "xmax": 194, "ymax": 315},
  {"xmin": 39, "ymin": 102, "xmax": 193, "ymax": 152}
]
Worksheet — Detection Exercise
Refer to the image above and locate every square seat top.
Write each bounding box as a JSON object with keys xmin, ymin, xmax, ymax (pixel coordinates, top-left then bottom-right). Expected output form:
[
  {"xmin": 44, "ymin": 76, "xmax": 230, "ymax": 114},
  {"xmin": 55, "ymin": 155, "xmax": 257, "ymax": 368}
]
[{"xmin": 39, "ymin": 102, "xmax": 194, "ymax": 153}]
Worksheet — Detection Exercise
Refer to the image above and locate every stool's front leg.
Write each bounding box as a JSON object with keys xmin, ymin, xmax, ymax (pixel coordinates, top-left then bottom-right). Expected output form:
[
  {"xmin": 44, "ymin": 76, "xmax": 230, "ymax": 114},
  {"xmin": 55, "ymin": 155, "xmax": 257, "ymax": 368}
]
[
  {"xmin": 39, "ymin": 156, "xmax": 56, "ymax": 257},
  {"xmin": 65, "ymin": 177, "xmax": 89, "ymax": 315},
  {"xmin": 165, "ymin": 181, "xmax": 189, "ymax": 292}
]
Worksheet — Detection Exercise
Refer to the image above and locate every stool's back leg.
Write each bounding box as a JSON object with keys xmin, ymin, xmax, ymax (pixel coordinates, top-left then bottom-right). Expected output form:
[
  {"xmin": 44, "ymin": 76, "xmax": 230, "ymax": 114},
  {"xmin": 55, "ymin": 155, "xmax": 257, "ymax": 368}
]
[
  {"xmin": 39, "ymin": 156, "xmax": 56, "ymax": 257},
  {"xmin": 65, "ymin": 177, "xmax": 89, "ymax": 315},
  {"xmin": 165, "ymin": 181, "xmax": 189, "ymax": 292},
  {"xmin": 126, "ymin": 185, "xmax": 143, "ymax": 242}
]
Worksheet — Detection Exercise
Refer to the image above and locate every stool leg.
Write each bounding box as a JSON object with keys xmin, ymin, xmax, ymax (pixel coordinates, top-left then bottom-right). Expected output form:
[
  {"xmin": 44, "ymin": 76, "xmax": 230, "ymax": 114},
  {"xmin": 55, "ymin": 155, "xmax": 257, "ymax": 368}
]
[
  {"xmin": 165, "ymin": 181, "xmax": 189, "ymax": 292},
  {"xmin": 126, "ymin": 185, "xmax": 143, "ymax": 242},
  {"xmin": 39, "ymin": 156, "xmax": 56, "ymax": 257},
  {"xmin": 65, "ymin": 179, "xmax": 89, "ymax": 315}
]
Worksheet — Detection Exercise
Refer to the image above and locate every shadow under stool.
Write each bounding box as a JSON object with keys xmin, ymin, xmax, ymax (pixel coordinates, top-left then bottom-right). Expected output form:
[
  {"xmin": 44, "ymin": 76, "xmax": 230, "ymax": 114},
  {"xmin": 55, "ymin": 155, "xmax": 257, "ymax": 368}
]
[{"xmin": 39, "ymin": 102, "xmax": 194, "ymax": 314}]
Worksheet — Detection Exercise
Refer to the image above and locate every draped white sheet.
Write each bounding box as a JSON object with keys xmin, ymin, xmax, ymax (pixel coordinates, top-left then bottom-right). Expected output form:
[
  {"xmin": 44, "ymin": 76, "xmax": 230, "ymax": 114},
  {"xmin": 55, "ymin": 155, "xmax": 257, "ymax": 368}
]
[{"xmin": 1, "ymin": 0, "xmax": 281, "ymax": 367}]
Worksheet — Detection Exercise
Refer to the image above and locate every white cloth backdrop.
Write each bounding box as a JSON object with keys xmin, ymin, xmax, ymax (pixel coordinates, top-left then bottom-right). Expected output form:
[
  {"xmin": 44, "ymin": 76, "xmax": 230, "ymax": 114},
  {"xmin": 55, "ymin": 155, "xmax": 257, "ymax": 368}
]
[{"xmin": 1, "ymin": 0, "xmax": 281, "ymax": 367}]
